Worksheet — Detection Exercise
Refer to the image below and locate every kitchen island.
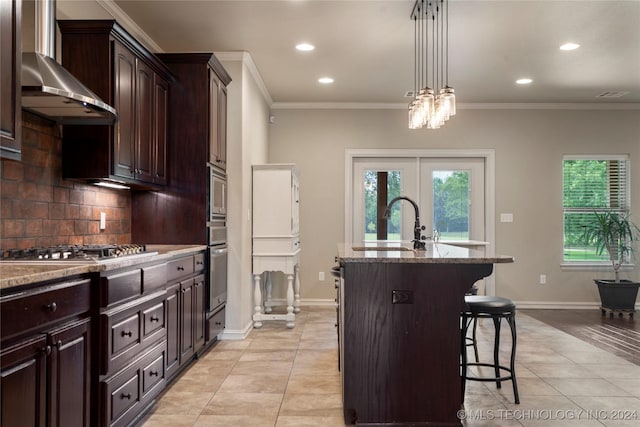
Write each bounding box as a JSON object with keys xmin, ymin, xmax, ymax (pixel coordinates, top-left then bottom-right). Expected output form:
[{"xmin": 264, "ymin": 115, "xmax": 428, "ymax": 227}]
[{"xmin": 336, "ymin": 242, "xmax": 513, "ymax": 426}]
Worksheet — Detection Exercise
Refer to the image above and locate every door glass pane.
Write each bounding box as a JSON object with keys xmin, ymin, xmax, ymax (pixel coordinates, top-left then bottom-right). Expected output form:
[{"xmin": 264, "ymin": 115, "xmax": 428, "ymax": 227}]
[
  {"xmin": 364, "ymin": 170, "xmax": 401, "ymax": 241},
  {"xmin": 433, "ymin": 170, "xmax": 469, "ymax": 240}
]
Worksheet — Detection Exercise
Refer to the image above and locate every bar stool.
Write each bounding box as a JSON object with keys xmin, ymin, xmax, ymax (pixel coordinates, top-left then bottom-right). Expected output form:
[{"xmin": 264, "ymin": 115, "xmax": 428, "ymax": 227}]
[
  {"xmin": 464, "ymin": 285, "xmax": 479, "ymax": 363},
  {"xmin": 461, "ymin": 295, "xmax": 520, "ymax": 404}
]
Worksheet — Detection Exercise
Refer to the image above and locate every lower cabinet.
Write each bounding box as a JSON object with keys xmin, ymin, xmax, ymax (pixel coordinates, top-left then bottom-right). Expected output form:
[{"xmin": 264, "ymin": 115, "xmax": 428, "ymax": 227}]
[
  {"xmin": 98, "ymin": 341, "xmax": 166, "ymax": 427},
  {"xmin": 0, "ymin": 277, "xmax": 92, "ymax": 427},
  {"xmin": 0, "ymin": 317, "xmax": 91, "ymax": 427},
  {"xmin": 166, "ymin": 274, "xmax": 206, "ymax": 381}
]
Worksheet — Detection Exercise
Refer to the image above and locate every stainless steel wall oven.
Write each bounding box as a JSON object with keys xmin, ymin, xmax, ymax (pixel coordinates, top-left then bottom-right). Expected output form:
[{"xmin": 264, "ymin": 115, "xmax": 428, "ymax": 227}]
[{"xmin": 206, "ymin": 163, "xmax": 227, "ymax": 341}]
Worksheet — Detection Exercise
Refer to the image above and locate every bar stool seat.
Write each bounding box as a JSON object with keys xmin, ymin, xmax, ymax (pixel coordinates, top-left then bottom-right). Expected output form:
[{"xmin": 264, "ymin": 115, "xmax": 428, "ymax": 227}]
[{"xmin": 461, "ymin": 295, "xmax": 520, "ymax": 404}]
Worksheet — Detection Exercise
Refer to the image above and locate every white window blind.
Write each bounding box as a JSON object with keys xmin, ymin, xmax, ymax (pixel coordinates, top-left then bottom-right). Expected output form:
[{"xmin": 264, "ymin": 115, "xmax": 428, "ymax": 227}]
[{"xmin": 562, "ymin": 156, "xmax": 630, "ymax": 263}]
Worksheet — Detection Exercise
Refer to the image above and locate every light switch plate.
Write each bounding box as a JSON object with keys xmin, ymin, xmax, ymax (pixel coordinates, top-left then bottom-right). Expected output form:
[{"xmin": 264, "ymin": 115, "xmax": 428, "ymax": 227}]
[
  {"xmin": 100, "ymin": 212, "xmax": 106, "ymax": 230},
  {"xmin": 500, "ymin": 213, "xmax": 514, "ymax": 223}
]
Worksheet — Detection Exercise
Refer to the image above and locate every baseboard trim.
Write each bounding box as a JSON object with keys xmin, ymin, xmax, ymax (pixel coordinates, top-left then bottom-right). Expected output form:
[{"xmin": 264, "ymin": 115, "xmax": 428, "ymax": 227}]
[
  {"xmin": 218, "ymin": 321, "xmax": 253, "ymax": 341},
  {"xmin": 515, "ymin": 301, "xmax": 639, "ymax": 310}
]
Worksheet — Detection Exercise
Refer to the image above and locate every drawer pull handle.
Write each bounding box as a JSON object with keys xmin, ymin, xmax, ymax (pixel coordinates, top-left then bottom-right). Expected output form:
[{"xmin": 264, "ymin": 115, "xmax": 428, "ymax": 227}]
[
  {"xmin": 149, "ymin": 371, "xmax": 159, "ymax": 377},
  {"xmin": 150, "ymin": 316, "xmax": 160, "ymax": 322},
  {"xmin": 196, "ymin": 260, "xmax": 203, "ymax": 265},
  {"xmin": 46, "ymin": 302, "xmax": 57, "ymax": 312},
  {"xmin": 177, "ymin": 266, "xmax": 185, "ymax": 271},
  {"xmin": 121, "ymin": 393, "xmax": 132, "ymax": 400},
  {"xmin": 121, "ymin": 331, "xmax": 133, "ymax": 337}
]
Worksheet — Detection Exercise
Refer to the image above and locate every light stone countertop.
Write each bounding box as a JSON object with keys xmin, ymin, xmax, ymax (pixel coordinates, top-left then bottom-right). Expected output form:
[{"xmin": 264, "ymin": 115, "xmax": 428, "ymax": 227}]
[
  {"xmin": 0, "ymin": 245, "xmax": 207, "ymax": 290},
  {"xmin": 338, "ymin": 241, "xmax": 514, "ymax": 264}
]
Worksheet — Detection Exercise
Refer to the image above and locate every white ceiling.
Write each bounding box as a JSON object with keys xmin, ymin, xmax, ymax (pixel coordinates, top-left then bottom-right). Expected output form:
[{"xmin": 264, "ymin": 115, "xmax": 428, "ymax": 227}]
[{"xmin": 55, "ymin": 0, "xmax": 640, "ymax": 106}]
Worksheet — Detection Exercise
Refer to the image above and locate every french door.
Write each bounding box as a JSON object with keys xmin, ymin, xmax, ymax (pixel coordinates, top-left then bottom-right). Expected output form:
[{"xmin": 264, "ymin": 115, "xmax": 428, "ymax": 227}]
[{"xmin": 351, "ymin": 156, "xmax": 485, "ymax": 244}]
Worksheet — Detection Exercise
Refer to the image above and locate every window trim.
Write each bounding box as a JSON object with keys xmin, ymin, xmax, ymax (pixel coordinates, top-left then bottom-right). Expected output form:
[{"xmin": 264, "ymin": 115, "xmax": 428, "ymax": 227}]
[{"xmin": 561, "ymin": 153, "xmax": 632, "ymax": 267}]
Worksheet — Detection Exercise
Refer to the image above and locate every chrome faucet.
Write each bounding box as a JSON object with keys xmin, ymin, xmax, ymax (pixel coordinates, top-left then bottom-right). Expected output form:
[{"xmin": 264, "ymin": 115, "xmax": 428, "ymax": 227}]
[{"xmin": 383, "ymin": 196, "xmax": 426, "ymax": 250}]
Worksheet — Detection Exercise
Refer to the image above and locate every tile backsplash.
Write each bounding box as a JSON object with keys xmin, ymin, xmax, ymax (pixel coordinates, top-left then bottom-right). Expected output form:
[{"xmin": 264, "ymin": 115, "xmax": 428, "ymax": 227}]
[{"xmin": 0, "ymin": 113, "xmax": 131, "ymax": 249}]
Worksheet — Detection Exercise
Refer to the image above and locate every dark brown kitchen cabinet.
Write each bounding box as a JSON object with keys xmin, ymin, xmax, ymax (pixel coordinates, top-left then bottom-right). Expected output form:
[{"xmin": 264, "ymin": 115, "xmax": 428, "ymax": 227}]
[
  {"xmin": 0, "ymin": 278, "xmax": 92, "ymax": 427},
  {"xmin": 95, "ymin": 262, "xmax": 168, "ymax": 427},
  {"xmin": 0, "ymin": 0, "xmax": 21, "ymax": 160},
  {"xmin": 164, "ymin": 254, "xmax": 206, "ymax": 381},
  {"xmin": 58, "ymin": 20, "xmax": 172, "ymax": 189},
  {"xmin": 132, "ymin": 53, "xmax": 231, "ymax": 244},
  {"xmin": 209, "ymin": 70, "xmax": 228, "ymax": 171}
]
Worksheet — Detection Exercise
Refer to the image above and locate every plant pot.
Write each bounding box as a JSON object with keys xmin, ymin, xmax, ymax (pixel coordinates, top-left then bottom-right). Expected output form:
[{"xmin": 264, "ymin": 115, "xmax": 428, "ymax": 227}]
[{"xmin": 594, "ymin": 279, "xmax": 640, "ymax": 318}]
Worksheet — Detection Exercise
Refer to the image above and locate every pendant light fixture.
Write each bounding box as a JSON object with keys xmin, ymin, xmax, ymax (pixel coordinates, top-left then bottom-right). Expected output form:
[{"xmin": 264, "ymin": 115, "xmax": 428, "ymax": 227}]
[{"xmin": 408, "ymin": 0, "xmax": 456, "ymax": 130}]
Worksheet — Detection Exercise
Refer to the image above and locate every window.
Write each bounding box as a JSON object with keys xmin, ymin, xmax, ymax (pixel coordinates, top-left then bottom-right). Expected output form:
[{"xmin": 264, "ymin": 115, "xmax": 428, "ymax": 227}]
[{"xmin": 563, "ymin": 155, "xmax": 630, "ymax": 263}]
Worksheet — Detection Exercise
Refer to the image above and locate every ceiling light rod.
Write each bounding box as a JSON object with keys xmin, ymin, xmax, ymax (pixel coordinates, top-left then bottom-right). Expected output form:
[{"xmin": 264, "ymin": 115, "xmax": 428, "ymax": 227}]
[{"xmin": 408, "ymin": 0, "xmax": 455, "ymax": 130}]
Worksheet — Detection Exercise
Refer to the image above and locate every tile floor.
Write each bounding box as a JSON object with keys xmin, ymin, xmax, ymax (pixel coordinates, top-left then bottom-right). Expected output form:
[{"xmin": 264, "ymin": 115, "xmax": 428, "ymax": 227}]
[{"xmin": 139, "ymin": 306, "xmax": 640, "ymax": 427}]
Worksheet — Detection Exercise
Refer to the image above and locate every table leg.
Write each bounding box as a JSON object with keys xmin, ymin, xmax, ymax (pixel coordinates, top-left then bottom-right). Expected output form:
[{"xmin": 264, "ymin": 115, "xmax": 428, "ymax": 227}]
[
  {"xmin": 253, "ymin": 273, "xmax": 263, "ymax": 328},
  {"xmin": 265, "ymin": 271, "xmax": 273, "ymax": 313},
  {"xmin": 286, "ymin": 273, "xmax": 295, "ymax": 328},
  {"xmin": 293, "ymin": 264, "xmax": 301, "ymax": 313}
]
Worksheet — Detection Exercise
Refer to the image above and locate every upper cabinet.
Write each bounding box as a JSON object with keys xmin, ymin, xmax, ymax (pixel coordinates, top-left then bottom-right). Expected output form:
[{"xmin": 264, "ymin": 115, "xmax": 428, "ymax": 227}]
[
  {"xmin": 58, "ymin": 20, "xmax": 173, "ymax": 188},
  {"xmin": 0, "ymin": 0, "xmax": 21, "ymax": 161},
  {"xmin": 132, "ymin": 53, "xmax": 230, "ymax": 244},
  {"xmin": 158, "ymin": 53, "xmax": 231, "ymax": 174}
]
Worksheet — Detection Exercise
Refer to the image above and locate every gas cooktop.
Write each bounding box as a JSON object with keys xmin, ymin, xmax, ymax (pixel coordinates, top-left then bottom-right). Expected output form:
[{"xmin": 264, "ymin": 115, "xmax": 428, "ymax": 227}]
[{"xmin": 0, "ymin": 244, "xmax": 155, "ymax": 263}]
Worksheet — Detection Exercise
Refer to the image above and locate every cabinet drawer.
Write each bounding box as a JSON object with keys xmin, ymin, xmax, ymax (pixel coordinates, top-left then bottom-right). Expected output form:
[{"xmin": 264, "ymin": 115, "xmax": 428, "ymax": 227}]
[
  {"xmin": 110, "ymin": 372, "xmax": 139, "ymax": 424},
  {"xmin": 1, "ymin": 278, "xmax": 91, "ymax": 341},
  {"xmin": 142, "ymin": 263, "xmax": 166, "ymax": 294},
  {"xmin": 142, "ymin": 353, "xmax": 164, "ymax": 394},
  {"xmin": 100, "ymin": 291, "xmax": 166, "ymax": 375},
  {"xmin": 111, "ymin": 314, "xmax": 140, "ymax": 356},
  {"xmin": 206, "ymin": 305, "xmax": 225, "ymax": 343},
  {"xmin": 167, "ymin": 256, "xmax": 194, "ymax": 282},
  {"xmin": 194, "ymin": 253, "xmax": 205, "ymax": 273},
  {"xmin": 100, "ymin": 341, "xmax": 166, "ymax": 427},
  {"xmin": 101, "ymin": 269, "xmax": 142, "ymax": 307},
  {"xmin": 253, "ymin": 237, "xmax": 300, "ymax": 254},
  {"xmin": 142, "ymin": 302, "xmax": 164, "ymax": 337}
]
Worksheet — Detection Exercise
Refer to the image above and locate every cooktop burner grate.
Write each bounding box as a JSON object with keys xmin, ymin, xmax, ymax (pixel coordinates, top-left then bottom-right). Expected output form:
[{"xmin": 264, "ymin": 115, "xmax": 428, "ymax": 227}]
[{"xmin": 1, "ymin": 244, "xmax": 149, "ymax": 261}]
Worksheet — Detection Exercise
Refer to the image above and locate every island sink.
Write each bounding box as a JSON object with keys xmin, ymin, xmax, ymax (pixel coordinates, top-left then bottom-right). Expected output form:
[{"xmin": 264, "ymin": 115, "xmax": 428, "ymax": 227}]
[{"xmin": 351, "ymin": 246, "xmax": 413, "ymax": 251}]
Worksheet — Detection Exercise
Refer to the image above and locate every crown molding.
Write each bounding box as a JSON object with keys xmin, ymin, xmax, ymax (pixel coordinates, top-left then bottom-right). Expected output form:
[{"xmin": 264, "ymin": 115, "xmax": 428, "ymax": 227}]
[
  {"xmin": 215, "ymin": 52, "xmax": 273, "ymax": 106},
  {"xmin": 272, "ymin": 102, "xmax": 640, "ymax": 110},
  {"xmin": 96, "ymin": 0, "xmax": 164, "ymax": 53}
]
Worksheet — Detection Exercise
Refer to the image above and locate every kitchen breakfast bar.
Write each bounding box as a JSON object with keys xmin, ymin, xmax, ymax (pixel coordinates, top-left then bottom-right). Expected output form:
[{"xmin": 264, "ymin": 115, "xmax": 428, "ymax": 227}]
[{"xmin": 336, "ymin": 242, "xmax": 514, "ymax": 426}]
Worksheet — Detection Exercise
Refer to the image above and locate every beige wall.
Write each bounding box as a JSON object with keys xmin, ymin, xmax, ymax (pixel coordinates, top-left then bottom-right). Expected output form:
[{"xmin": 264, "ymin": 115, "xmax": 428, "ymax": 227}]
[
  {"xmin": 268, "ymin": 107, "xmax": 640, "ymax": 307},
  {"xmin": 221, "ymin": 54, "xmax": 271, "ymax": 336}
]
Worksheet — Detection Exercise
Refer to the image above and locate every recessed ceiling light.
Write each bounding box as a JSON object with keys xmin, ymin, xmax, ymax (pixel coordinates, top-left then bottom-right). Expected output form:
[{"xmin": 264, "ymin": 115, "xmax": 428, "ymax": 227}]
[
  {"xmin": 318, "ymin": 77, "xmax": 334, "ymax": 84},
  {"xmin": 560, "ymin": 42, "xmax": 580, "ymax": 51},
  {"xmin": 296, "ymin": 43, "xmax": 315, "ymax": 52},
  {"xmin": 516, "ymin": 78, "xmax": 532, "ymax": 85}
]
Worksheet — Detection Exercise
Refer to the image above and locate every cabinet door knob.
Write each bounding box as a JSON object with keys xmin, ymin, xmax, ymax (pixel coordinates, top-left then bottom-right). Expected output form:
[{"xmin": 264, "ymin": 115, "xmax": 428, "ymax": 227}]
[
  {"xmin": 56, "ymin": 340, "xmax": 62, "ymax": 349},
  {"xmin": 121, "ymin": 393, "xmax": 132, "ymax": 400},
  {"xmin": 181, "ymin": 288, "xmax": 186, "ymax": 294},
  {"xmin": 150, "ymin": 316, "xmax": 160, "ymax": 322},
  {"xmin": 42, "ymin": 345, "xmax": 52, "ymax": 355},
  {"xmin": 46, "ymin": 302, "xmax": 57, "ymax": 312},
  {"xmin": 121, "ymin": 330, "xmax": 133, "ymax": 337}
]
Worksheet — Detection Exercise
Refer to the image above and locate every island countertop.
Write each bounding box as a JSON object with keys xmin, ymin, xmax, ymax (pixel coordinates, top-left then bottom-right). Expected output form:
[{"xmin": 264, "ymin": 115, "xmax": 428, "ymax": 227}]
[
  {"xmin": 338, "ymin": 241, "xmax": 514, "ymax": 264},
  {"xmin": 0, "ymin": 244, "xmax": 207, "ymax": 290}
]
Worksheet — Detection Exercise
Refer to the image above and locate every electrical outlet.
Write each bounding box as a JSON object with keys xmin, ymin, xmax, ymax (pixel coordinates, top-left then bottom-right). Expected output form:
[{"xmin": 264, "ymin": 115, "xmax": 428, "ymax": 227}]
[
  {"xmin": 319, "ymin": 271, "xmax": 325, "ymax": 281},
  {"xmin": 539, "ymin": 274, "xmax": 547, "ymax": 284}
]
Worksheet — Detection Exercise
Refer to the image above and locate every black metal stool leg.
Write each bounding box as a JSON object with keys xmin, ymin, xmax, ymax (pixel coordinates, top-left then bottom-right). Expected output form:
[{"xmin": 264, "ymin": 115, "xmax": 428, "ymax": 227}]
[
  {"xmin": 493, "ymin": 316, "xmax": 502, "ymax": 389},
  {"xmin": 507, "ymin": 314, "xmax": 520, "ymax": 404}
]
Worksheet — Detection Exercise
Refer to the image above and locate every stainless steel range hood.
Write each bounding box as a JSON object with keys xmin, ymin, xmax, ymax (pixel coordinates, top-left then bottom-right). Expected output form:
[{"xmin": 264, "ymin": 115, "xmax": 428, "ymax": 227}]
[{"xmin": 21, "ymin": 0, "xmax": 117, "ymax": 125}]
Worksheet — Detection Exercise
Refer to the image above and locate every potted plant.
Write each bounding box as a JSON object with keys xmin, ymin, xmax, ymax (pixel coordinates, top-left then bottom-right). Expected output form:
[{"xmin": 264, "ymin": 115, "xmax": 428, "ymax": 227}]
[{"xmin": 583, "ymin": 211, "xmax": 640, "ymax": 318}]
